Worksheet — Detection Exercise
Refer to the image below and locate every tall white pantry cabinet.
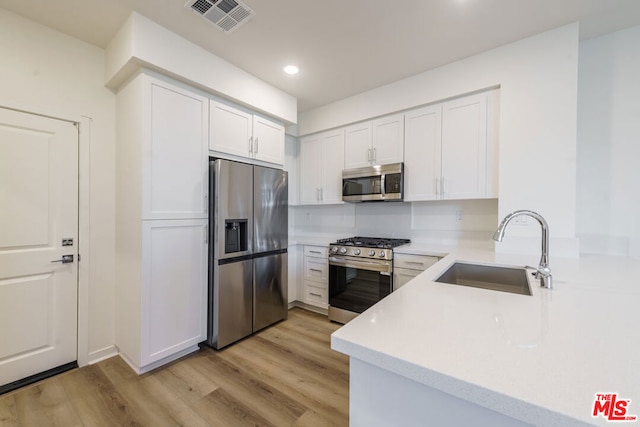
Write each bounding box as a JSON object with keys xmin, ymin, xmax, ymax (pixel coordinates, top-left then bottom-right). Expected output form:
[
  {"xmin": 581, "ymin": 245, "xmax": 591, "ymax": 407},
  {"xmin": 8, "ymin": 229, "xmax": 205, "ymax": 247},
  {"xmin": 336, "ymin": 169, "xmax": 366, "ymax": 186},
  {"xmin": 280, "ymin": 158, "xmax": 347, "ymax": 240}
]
[{"xmin": 115, "ymin": 72, "xmax": 209, "ymax": 374}]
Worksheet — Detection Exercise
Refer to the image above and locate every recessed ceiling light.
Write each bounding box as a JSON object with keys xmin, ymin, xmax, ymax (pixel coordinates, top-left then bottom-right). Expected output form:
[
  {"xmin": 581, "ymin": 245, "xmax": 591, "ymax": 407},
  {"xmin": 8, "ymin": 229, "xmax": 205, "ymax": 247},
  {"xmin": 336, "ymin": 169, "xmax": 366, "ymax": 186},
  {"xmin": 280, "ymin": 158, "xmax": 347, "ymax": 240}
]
[{"xmin": 284, "ymin": 65, "xmax": 299, "ymax": 75}]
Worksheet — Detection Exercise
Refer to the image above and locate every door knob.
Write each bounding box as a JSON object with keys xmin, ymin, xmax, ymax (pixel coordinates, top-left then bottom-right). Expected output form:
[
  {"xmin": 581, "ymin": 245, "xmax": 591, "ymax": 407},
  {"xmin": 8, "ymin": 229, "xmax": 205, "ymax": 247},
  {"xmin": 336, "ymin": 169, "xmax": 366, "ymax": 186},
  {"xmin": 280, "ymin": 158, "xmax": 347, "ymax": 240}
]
[{"xmin": 51, "ymin": 255, "xmax": 74, "ymax": 263}]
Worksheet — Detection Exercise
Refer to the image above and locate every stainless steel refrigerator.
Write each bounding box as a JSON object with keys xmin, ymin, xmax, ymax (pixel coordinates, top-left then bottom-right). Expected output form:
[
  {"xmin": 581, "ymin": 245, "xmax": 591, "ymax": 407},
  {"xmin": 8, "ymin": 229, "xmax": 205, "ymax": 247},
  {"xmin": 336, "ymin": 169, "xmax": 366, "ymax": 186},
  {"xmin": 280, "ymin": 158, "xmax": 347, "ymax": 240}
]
[{"xmin": 208, "ymin": 159, "xmax": 288, "ymax": 349}]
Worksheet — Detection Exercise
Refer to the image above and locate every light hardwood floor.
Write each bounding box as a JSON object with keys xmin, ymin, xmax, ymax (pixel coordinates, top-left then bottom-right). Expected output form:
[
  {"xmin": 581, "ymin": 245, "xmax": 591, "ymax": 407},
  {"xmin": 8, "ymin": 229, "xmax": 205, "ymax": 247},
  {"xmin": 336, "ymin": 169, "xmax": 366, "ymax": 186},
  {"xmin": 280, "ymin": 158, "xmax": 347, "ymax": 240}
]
[{"xmin": 0, "ymin": 308, "xmax": 349, "ymax": 426}]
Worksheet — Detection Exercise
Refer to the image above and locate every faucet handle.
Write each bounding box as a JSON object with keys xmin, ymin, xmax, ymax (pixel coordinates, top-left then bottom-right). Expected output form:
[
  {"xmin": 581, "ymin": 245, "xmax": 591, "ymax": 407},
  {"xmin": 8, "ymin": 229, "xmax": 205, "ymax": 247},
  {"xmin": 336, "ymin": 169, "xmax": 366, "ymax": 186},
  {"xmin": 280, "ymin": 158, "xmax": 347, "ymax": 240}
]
[{"xmin": 524, "ymin": 265, "xmax": 553, "ymax": 289}]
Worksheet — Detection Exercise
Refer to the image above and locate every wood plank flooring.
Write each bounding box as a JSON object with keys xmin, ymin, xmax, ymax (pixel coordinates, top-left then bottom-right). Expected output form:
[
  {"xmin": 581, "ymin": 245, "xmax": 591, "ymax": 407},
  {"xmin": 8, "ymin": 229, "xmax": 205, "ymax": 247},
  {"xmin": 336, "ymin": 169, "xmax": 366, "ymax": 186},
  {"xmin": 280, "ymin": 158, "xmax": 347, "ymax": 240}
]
[{"xmin": 0, "ymin": 308, "xmax": 349, "ymax": 426}]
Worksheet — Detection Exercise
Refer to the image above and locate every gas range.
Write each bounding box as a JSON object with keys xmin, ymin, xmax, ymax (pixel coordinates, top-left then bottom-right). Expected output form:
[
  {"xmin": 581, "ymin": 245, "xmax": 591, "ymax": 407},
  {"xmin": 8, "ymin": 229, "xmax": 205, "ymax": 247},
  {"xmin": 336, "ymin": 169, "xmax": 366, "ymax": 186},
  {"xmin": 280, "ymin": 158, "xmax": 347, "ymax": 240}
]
[
  {"xmin": 328, "ymin": 236, "xmax": 410, "ymax": 324},
  {"xmin": 329, "ymin": 236, "xmax": 411, "ymax": 260}
]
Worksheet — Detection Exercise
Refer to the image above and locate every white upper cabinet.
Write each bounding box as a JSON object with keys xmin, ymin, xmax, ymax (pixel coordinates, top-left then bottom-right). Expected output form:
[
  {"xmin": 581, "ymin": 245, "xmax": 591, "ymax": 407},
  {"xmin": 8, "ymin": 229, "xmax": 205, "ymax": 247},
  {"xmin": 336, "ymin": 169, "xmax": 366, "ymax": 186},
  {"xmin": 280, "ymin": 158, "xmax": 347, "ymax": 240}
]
[
  {"xmin": 300, "ymin": 134, "xmax": 323, "ymax": 205},
  {"xmin": 143, "ymin": 78, "xmax": 209, "ymax": 220},
  {"xmin": 404, "ymin": 89, "xmax": 498, "ymax": 201},
  {"xmin": 284, "ymin": 135, "xmax": 299, "ymax": 206},
  {"xmin": 252, "ymin": 115, "xmax": 285, "ymax": 165},
  {"xmin": 404, "ymin": 105, "xmax": 442, "ymax": 201},
  {"xmin": 209, "ymin": 100, "xmax": 252, "ymax": 159},
  {"xmin": 322, "ymin": 130, "xmax": 346, "ymax": 203},
  {"xmin": 372, "ymin": 114, "xmax": 405, "ymax": 165},
  {"xmin": 300, "ymin": 129, "xmax": 345, "ymax": 205},
  {"xmin": 344, "ymin": 122, "xmax": 372, "ymax": 169},
  {"xmin": 344, "ymin": 114, "xmax": 404, "ymax": 169},
  {"xmin": 440, "ymin": 93, "xmax": 488, "ymax": 199},
  {"xmin": 209, "ymin": 99, "xmax": 285, "ymax": 166}
]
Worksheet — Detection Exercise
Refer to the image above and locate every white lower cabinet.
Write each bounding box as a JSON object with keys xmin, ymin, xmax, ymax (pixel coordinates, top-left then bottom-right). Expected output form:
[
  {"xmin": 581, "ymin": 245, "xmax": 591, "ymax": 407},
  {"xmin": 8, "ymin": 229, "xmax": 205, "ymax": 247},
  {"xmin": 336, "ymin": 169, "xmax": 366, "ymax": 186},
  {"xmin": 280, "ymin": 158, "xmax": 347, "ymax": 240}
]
[
  {"xmin": 302, "ymin": 245, "xmax": 329, "ymax": 309},
  {"xmin": 141, "ymin": 220, "xmax": 208, "ymax": 366},
  {"xmin": 394, "ymin": 268, "xmax": 422, "ymax": 291},
  {"xmin": 118, "ymin": 219, "xmax": 208, "ymax": 373},
  {"xmin": 287, "ymin": 244, "xmax": 301, "ymax": 304},
  {"xmin": 393, "ymin": 253, "xmax": 440, "ymax": 291}
]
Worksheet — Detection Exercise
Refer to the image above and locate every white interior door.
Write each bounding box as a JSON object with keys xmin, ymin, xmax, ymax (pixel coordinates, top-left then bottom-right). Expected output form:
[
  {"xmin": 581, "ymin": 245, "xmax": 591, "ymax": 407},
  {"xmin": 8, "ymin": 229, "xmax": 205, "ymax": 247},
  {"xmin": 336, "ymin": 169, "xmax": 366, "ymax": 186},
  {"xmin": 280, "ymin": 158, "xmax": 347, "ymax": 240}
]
[{"xmin": 0, "ymin": 107, "xmax": 78, "ymax": 389}]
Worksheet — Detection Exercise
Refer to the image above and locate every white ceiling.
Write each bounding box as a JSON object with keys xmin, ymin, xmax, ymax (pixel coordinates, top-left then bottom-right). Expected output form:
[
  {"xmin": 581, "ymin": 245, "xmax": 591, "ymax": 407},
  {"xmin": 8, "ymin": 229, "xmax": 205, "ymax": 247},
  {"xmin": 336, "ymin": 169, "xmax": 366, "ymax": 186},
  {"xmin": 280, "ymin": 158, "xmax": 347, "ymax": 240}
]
[{"xmin": 2, "ymin": 0, "xmax": 640, "ymax": 112}]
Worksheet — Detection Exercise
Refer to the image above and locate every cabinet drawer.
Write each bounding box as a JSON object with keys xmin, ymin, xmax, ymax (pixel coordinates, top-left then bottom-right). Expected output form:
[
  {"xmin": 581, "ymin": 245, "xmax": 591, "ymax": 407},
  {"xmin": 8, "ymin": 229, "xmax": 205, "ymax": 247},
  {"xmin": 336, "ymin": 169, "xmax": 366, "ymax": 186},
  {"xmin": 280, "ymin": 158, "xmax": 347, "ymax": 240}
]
[
  {"xmin": 304, "ymin": 245, "xmax": 328, "ymax": 258},
  {"xmin": 304, "ymin": 257, "xmax": 328, "ymax": 282},
  {"xmin": 394, "ymin": 254, "xmax": 440, "ymax": 271},
  {"xmin": 304, "ymin": 282, "xmax": 328, "ymax": 308}
]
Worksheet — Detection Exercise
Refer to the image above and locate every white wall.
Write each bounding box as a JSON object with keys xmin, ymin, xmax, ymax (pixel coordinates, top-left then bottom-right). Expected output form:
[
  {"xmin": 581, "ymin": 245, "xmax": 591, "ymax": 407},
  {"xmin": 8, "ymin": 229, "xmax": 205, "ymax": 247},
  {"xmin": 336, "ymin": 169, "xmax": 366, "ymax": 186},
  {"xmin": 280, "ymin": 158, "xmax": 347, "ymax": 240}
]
[
  {"xmin": 298, "ymin": 24, "xmax": 580, "ymax": 258},
  {"xmin": 577, "ymin": 25, "xmax": 640, "ymax": 258},
  {"xmin": 0, "ymin": 9, "xmax": 116, "ymax": 362},
  {"xmin": 105, "ymin": 12, "xmax": 297, "ymax": 125},
  {"xmin": 292, "ymin": 199, "xmax": 498, "ymax": 250}
]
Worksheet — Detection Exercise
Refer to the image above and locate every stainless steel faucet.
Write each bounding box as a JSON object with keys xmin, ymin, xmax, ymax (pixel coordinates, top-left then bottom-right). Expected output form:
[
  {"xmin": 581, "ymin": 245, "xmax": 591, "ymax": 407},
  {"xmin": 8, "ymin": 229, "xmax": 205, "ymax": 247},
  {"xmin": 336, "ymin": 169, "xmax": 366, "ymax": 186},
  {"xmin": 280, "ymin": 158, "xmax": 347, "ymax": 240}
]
[{"xmin": 493, "ymin": 210, "xmax": 553, "ymax": 289}]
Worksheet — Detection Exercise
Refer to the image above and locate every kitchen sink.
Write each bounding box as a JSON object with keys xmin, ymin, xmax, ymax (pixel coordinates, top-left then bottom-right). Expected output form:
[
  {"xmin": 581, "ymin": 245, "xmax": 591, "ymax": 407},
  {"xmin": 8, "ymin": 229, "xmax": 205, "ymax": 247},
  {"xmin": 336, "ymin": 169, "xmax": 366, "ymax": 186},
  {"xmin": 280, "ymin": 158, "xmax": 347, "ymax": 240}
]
[{"xmin": 435, "ymin": 262, "xmax": 532, "ymax": 296}]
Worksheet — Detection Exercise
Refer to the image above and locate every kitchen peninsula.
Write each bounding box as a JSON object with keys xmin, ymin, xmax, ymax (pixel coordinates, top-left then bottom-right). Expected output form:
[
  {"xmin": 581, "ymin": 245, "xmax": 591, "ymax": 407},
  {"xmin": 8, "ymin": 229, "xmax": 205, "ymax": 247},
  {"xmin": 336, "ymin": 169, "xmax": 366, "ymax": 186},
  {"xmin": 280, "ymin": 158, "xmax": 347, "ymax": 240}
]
[{"xmin": 331, "ymin": 247, "xmax": 640, "ymax": 426}]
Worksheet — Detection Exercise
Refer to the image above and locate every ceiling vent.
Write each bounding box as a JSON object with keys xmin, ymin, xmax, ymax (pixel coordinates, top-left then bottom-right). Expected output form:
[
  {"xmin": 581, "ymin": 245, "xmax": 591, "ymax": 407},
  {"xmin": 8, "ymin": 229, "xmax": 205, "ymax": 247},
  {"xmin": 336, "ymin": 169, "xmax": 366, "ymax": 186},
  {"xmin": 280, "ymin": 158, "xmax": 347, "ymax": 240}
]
[{"xmin": 186, "ymin": 0, "xmax": 256, "ymax": 34}]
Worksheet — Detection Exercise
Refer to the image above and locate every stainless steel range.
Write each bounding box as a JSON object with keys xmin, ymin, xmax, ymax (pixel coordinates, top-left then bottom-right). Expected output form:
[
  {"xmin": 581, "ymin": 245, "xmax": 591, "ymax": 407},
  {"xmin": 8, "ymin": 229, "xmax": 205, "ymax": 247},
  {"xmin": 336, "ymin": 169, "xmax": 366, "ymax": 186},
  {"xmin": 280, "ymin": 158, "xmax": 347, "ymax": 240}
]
[{"xmin": 328, "ymin": 236, "xmax": 410, "ymax": 324}]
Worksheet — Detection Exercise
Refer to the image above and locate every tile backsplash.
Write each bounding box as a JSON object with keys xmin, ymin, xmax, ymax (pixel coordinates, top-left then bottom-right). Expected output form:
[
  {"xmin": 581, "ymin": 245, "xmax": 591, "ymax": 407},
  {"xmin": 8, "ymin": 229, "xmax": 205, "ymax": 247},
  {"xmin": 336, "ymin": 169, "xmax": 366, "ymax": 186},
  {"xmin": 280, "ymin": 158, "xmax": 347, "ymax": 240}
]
[{"xmin": 291, "ymin": 199, "xmax": 498, "ymax": 247}]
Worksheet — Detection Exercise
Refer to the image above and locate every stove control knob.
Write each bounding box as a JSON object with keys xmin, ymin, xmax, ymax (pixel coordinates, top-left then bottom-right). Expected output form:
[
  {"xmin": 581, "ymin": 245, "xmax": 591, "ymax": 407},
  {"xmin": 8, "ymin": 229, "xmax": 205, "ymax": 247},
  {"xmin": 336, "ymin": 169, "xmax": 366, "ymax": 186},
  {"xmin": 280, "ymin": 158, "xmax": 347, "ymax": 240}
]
[
  {"xmin": 369, "ymin": 250, "xmax": 376, "ymax": 256},
  {"xmin": 331, "ymin": 246, "xmax": 339, "ymax": 254},
  {"xmin": 379, "ymin": 251, "xmax": 386, "ymax": 258},
  {"xmin": 354, "ymin": 249, "xmax": 361, "ymax": 255},
  {"xmin": 340, "ymin": 247, "xmax": 347, "ymax": 254}
]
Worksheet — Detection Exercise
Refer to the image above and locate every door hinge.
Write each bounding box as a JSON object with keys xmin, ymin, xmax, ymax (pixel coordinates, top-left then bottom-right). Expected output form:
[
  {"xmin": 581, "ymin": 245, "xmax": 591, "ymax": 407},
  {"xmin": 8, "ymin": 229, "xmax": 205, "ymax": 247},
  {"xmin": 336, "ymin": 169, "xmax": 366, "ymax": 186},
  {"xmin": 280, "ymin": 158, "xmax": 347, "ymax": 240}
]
[{"xmin": 78, "ymin": 254, "xmax": 81, "ymax": 262}]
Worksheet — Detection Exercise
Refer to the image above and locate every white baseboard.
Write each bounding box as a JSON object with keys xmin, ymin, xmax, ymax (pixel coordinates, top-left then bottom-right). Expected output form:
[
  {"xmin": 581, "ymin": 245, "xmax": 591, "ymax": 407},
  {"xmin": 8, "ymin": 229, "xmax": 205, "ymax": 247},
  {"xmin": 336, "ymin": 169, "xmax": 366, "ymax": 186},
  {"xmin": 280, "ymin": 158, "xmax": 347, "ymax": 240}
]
[
  {"xmin": 85, "ymin": 345, "xmax": 118, "ymax": 366},
  {"xmin": 290, "ymin": 301, "xmax": 328, "ymax": 316},
  {"xmin": 118, "ymin": 345, "xmax": 201, "ymax": 375}
]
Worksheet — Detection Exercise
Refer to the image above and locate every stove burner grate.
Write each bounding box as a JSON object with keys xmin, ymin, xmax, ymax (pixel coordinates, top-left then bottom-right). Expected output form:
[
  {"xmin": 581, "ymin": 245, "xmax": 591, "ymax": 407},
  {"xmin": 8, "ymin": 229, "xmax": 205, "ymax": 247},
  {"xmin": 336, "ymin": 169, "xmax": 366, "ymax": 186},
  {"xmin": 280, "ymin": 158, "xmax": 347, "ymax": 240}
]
[{"xmin": 333, "ymin": 236, "xmax": 410, "ymax": 249}]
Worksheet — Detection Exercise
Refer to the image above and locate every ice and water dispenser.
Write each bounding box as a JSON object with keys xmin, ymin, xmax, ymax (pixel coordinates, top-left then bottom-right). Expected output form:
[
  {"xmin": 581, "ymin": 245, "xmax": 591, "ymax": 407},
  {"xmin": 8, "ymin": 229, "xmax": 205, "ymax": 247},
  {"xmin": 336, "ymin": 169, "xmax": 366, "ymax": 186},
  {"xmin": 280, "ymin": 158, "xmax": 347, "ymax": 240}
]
[{"xmin": 224, "ymin": 219, "xmax": 248, "ymax": 254}]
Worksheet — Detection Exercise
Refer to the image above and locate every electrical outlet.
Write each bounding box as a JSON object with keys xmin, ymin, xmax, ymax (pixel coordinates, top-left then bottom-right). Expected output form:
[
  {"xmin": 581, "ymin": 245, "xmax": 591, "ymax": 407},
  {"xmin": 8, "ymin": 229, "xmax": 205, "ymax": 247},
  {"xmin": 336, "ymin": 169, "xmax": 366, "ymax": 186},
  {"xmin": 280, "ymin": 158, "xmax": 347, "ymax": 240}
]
[{"xmin": 455, "ymin": 210, "xmax": 463, "ymax": 222}]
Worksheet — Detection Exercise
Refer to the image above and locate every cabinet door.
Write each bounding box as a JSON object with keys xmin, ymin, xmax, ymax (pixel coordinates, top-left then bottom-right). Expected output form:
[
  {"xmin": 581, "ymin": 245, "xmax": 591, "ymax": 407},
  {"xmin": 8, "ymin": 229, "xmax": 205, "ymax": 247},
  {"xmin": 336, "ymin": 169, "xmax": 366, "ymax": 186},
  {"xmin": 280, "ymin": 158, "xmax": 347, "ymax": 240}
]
[
  {"xmin": 302, "ymin": 246, "xmax": 329, "ymax": 309},
  {"xmin": 253, "ymin": 115, "xmax": 285, "ymax": 166},
  {"xmin": 321, "ymin": 129, "xmax": 345, "ymax": 204},
  {"xmin": 344, "ymin": 121, "xmax": 373, "ymax": 169},
  {"xmin": 284, "ymin": 135, "xmax": 299, "ymax": 205},
  {"xmin": 393, "ymin": 268, "xmax": 420, "ymax": 291},
  {"xmin": 287, "ymin": 245, "xmax": 302, "ymax": 304},
  {"xmin": 404, "ymin": 106, "xmax": 442, "ymax": 201},
  {"xmin": 372, "ymin": 114, "xmax": 404, "ymax": 165},
  {"xmin": 141, "ymin": 219, "xmax": 207, "ymax": 366},
  {"xmin": 209, "ymin": 99, "xmax": 252, "ymax": 159},
  {"xmin": 144, "ymin": 80, "xmax": 209, "ymax": 219},
  {"xmin": 304, "ymin": 257, "xmax": 328, "ymax": 282},
  {"xmin": 441, "ymin": 93, "xmax": 488, "ymax": 200},
  {"xmin": 303, "ymin": 282, "xmax": 328, "ymax": 309},
  {"xmin": 299, "ymin": 134, "xmax": 323, "ymax": 204}
]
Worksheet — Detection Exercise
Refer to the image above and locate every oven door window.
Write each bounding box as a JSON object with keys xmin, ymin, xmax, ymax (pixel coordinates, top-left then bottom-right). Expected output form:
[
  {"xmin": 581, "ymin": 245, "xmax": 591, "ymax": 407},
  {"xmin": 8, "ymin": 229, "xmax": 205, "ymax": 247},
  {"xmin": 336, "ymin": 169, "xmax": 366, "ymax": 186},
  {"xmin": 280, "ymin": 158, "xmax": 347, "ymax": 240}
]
[
  {"xmin": 329, "ymin": 264, "xmax": 392, "ymax": 314},
  {"xmin": 343, "ymin": 175, "xmax": 381, "ymax": 197}
]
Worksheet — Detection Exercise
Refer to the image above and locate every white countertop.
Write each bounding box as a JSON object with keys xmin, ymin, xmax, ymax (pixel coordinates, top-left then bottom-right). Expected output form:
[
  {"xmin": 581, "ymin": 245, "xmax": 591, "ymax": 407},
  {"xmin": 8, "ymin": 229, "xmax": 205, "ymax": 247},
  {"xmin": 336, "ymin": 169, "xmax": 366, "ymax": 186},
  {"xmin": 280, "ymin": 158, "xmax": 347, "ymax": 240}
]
[
  {"xmin": 288, "ymin": 238, "xmax": 331, "ymax": 247},
  {"xmin": 331, "ymin": 248, "xmax": 640, "ymax": 426}
]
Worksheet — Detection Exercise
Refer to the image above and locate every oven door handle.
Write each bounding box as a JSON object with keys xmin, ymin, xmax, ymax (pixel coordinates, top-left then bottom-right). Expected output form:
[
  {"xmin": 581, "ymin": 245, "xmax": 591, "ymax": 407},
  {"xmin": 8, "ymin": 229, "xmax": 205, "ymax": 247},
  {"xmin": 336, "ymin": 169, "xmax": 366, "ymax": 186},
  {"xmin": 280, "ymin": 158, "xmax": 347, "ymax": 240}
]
[{"xmin": 329, "ymin": 257, "xmax": 392, "ymax": 274}]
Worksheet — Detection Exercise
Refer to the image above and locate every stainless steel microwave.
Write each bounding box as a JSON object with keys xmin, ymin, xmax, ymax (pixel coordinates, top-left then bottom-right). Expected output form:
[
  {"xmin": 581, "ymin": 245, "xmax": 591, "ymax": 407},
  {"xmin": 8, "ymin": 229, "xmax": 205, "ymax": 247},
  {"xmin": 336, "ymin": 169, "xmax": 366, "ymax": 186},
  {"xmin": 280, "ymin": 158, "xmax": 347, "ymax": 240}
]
[{"xmin": 342, "ymin": 163, "xmax": 404, "ymax": 202}]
